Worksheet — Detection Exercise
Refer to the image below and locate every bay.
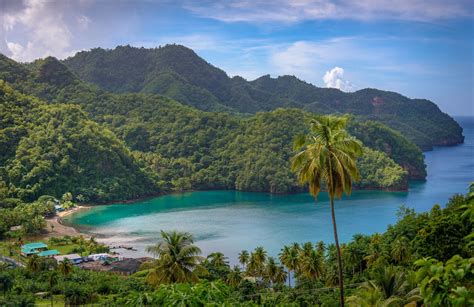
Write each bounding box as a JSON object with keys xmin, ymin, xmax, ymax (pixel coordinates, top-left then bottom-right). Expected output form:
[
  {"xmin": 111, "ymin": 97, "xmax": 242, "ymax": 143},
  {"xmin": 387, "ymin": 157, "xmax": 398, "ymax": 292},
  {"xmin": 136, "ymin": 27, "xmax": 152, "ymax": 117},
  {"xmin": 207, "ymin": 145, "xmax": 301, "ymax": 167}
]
[{"xmin": 65, "ymin": 117, "xmax": 474, "ymax": 262}]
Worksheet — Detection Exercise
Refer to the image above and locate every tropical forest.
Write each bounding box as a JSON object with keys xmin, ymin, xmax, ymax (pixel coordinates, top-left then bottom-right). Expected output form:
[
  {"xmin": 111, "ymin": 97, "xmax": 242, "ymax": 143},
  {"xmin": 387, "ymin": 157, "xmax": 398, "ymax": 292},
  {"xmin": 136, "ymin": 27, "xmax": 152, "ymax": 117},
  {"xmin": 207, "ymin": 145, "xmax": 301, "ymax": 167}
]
[{"xmin": 0, "ymin": 0, "xmax": 473, "ymax": 306}]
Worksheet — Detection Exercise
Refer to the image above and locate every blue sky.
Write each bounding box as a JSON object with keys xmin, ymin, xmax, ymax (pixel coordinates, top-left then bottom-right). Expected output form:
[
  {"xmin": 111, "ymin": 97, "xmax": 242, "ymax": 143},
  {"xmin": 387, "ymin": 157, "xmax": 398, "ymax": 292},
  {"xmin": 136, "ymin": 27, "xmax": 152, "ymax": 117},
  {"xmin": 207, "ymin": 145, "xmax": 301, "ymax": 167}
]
[{"xmin": 1, "ymin": 0, "xmax": 473, "ymax": 116}]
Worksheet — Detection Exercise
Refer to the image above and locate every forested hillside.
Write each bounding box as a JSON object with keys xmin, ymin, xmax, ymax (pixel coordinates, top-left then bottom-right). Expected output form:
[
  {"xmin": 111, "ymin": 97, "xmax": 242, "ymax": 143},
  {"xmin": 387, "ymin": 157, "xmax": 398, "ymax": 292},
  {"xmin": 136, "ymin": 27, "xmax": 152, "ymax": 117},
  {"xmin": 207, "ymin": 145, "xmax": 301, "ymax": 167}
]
[
  {"xmin": 62, "ymin": 45, "xmax": 463, "ymax": 150},
  {"xmin": 0, "ymin": 52, "xmax": 426, "ymax": 203},
  {"xmin": 0, "ymin": 81, "xmax": 158, "ymax": 203}
]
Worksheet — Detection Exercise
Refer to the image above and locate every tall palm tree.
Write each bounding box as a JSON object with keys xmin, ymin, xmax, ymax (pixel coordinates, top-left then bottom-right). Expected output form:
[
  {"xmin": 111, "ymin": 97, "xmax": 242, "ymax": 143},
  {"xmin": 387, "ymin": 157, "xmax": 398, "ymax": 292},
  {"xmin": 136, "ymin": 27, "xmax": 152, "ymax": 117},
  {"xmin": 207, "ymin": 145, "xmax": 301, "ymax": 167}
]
[
  {"xmin": 146, "ymin": 230, "xmax": 203, "ymax": 286},
  {"xmin": 264, "ymin": 257, "xmax": 279, "ymax": 285},
  {"xmin": 47, "ymin": 270, "xmax": 58, "ymax": 307},
  {"xmin": 238, "ymin": 250, "xmax": 249, "ymax": 270},
  {"xmin": 300, "ymin": 249, "xmax": 324, "ymax": 281},
  {"xmin": 252, "ymin": 246, "xmax": 267, "ymax": 277},
  {"xmin": 279, "ymin": 245, "xmax": 299, "ymax": 287},
  {"xmin": 291, "ymin": 115, "xmax": 362, "ymax": 306}
]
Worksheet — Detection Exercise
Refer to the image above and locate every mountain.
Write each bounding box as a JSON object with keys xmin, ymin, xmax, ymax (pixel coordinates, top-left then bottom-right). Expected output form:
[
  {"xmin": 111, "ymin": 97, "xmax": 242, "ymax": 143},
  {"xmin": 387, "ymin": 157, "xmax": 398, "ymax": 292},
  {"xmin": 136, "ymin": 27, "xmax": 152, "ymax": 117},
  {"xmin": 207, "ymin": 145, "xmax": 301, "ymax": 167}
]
[
  {"xmin": 0, "ymin": 53, "xmax": 426, "ymax": 203},
  {"xmin": 62, "ymin": 44, "xmax": 464, "ymax": 151},
  {"xmin": 0, "ymin": 81, "xmax": 158, "ymax": 203}
]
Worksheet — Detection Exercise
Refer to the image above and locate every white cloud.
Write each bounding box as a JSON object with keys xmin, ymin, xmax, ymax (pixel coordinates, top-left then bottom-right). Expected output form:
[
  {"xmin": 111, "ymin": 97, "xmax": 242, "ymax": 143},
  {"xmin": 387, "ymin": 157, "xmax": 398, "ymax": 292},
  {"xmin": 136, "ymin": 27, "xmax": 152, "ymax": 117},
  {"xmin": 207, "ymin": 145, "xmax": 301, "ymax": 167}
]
[
  {"xmin": 2, "ymin": 0, "xmax": 75, "ymax": 61},
  {"xmin": 185, "ymin": 0, "xmax": 472, "ymax": 23},
  {"xmin": 77, "ymin": 15, "xmax": 91, "ymax": 30},
  {"xmin": 323, "ymin": 67, "xmax": 353, "ymax": 91}
]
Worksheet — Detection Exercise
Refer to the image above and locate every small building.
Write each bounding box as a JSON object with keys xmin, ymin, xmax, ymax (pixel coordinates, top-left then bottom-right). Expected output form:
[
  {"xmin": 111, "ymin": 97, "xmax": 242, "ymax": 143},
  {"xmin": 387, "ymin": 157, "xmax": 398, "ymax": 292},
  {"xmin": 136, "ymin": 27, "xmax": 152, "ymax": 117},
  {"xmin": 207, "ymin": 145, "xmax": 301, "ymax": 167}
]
[
  {"xmin": 21, "ymin": 242, "xmax": 48, "ymax": 256},
  {"xmin": 109, "ymin": 257, "xmax": 151, "ymax": 275},
  {"xmin": 38, "ymin": 250, "xmax": 60, "ymax": 257},
  {"xmin": 88, "ymin": 253, "xmax": 109, "ymax": 261},
  {"xmin": 54, "ymin": 254, "xmax": 83, "ymax": 265}
]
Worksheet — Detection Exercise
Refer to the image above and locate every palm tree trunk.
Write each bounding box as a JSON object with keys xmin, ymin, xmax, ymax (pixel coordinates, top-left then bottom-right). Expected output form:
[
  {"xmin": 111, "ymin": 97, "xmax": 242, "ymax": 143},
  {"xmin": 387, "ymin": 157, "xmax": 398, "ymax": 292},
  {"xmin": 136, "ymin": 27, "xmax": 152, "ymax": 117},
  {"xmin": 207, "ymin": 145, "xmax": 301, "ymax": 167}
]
[
  {"xmin": 330, "ymin": 196, "xmax": 345, "ymax": 306},
  {"xmin": 288, "ymin": 270, "xmax": 291, "ymax": 287}
]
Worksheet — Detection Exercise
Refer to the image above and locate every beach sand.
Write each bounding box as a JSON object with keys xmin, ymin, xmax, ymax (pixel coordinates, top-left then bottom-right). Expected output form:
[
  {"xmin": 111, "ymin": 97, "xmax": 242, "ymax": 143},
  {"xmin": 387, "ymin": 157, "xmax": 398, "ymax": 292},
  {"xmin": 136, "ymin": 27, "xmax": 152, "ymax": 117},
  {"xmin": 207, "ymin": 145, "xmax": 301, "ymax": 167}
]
[{"xmin": 44, "ymin": 206, "xmax": 90, "ymax": 238}]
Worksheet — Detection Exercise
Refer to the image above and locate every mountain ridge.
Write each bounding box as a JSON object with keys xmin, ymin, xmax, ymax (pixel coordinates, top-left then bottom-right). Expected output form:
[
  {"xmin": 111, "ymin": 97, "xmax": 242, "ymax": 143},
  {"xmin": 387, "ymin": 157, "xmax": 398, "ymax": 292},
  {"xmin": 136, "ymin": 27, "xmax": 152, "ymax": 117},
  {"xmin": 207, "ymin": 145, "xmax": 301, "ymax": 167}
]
[{"xmin": 61, "ymin": 44, "xmax": 464, "ymax": 150}]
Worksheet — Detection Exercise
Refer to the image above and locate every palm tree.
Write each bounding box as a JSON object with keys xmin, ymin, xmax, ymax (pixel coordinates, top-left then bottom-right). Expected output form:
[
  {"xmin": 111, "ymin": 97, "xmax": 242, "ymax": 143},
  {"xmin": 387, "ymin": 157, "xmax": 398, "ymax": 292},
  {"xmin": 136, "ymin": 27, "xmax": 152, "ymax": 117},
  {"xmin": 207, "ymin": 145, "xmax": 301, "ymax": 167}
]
[
  {"xmin": 291, "ymin": 115, "xmax": 362, "ymax": 306},
  {"xmin": 238, "ymin": 250, "xmax": 249, "ymax": 270},
  {"xmin": 207, "ymin": 252, "xmax": 229, "ymax": 268},
  {"xmin": 316, "ymin": 241, "xmax": 325, "ymax": 256},
  {"xmin": 275, "ymin": 266, "xmax": 288, "ymax": 285},
  {"xmin": 264, "ymin": 257, "xmax": 279, "ymax": 285},
  {"xmin": 226, "ymin": 266, "xmax": 242, "ymax": 287},
  {"xmin": 146, "ymin": 230, "xmax": 203, "ymax": 286},
  {"xmin": 58, "ymin": 259, "xmax": 73, "ymax": 276},
  {"xmin": 300, "ymin": 249, "xmax": 324, "ymax": 281},
  {"xmin": 47, "ymin": 270, "xmax": 58, "ymax": 307},
  {"xmin": 279, "ymin": 245, "xmax": 299, "ymax": 287},
  {"xmin": 26, "ymin": 255, "xmax": 41, "ymax": 273},
  {"xmin": 252, "ymin": 246, "xmax": 267, "ymax": 277},
  {"xmin": 391, "ymin": 236, "xmax": 410, "ymax": 264}
]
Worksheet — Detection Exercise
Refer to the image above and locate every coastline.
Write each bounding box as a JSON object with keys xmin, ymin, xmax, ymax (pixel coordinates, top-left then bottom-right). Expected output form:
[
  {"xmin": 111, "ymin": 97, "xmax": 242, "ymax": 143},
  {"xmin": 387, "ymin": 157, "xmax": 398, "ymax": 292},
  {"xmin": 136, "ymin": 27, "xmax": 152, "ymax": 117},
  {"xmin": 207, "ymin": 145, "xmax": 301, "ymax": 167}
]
[{"xmin": 44, "ymin": 206, "xmax": 90, "ymax": 238}]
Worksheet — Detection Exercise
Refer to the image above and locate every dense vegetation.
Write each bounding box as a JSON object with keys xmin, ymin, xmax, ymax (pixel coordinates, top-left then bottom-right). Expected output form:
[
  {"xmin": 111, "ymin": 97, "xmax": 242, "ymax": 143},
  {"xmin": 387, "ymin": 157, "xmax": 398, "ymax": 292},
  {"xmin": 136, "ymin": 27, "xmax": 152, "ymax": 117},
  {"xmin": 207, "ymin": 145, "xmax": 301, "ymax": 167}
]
[
  {"xmin": 0, "ymin": 53, "xmax": 424, "ymax": 204},
  {"xmin": 0, "ymin": 81, "xmax": 157, "ymax": 203},
  {"xmin": 62, "ymin": 44, "xmax": 464, "ymax": 150},
  {"xmin": 1, "ymin": 188, "xmax": 472, "ymax": 306}
]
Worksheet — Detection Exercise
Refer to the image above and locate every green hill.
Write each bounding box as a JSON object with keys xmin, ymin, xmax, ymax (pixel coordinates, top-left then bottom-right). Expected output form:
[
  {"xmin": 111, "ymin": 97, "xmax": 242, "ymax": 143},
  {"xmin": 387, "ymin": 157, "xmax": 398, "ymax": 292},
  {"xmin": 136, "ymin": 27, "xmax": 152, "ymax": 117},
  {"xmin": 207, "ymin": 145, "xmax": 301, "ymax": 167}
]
[
  {"xmin": 62, "ymin": 45, "xmax": 463, "ymax": 150},
  {"xmin": 0, "ymin": 81, "xmax": 158, "ymax": 203},
  {"xmin": 0, "ymin": 53, "xmax": 423, "ymax": 202}
]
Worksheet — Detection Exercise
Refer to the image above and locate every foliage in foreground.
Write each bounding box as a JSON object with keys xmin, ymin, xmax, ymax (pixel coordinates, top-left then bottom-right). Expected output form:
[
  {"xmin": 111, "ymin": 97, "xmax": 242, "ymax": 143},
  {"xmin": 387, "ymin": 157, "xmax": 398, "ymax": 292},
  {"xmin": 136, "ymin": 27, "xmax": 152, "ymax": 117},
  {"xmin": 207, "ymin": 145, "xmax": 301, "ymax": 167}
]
[{"xmin": 1, "ymin": 188, "xmax": 471, "ymax": 306}]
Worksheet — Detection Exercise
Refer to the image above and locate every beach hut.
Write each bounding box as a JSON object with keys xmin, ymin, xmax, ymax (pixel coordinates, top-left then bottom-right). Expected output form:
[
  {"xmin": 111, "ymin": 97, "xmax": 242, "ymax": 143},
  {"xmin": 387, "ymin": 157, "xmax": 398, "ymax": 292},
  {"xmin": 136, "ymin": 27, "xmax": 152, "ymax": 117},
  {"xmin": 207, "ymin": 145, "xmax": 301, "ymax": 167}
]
[
  {"xmin": 38, "ymin": 250, "xmax": 60, "ymax": 257},
  {"xmin": 54, "ymin": 254, "xmax": 83, "ymax": 265},
  {"xmin": 21, "ymin": 242, "xmax": 48, "ymax": 256}
]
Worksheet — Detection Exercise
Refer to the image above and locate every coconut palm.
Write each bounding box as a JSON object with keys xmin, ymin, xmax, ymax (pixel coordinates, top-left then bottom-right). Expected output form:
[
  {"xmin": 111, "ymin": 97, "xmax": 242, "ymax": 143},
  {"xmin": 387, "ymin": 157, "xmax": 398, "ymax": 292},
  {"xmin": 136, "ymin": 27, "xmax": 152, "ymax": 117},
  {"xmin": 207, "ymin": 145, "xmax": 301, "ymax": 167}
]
[
  {"xmin": 226, "ymin": 266, "xmax": 242, "ymax": 287},
  {"xmin": 300, "ymin": 249, "xmax": 324, "ymax": 281},
  {"xmin": 291, "ymin": 115, "xmax": 362, "ymax": 306},
  {"xmin": 249, "ymin": 246, "xmax": 267, "ymax": 277},
  {"xmin": 47, "ymin": 270, "xmax": 58, "ymax": 307},
  {"xmin": 146, "ymin": 230, "xmax": 204, "ymax": 286},
  {"xmin": 275, "ymin": 266, "xmax": 288, "ymax": 285},
  {"xmin": 238, "ymin": 250, "xmax": 249, "ymax": 270},
  {"xmin": 279, "ymin": 245, "xmax": 299, "ymax": 287},
  {"xmin": 26, "ymin": 255, "xmax": 41, "ymax": 273},
  {"xmin": 58, "ymin": 259, "xmax": 73, "ymax": 276},
  {"xmin": 391, "ymin": 237, "xmax": 410, "ymax": 264},
  {"xmin": 207, "ymin": 252, "xmax": 229, "ymax": 268},
  {"xmin": 264, "ymin": 257, "xmax": 279, "ymax": 285}
]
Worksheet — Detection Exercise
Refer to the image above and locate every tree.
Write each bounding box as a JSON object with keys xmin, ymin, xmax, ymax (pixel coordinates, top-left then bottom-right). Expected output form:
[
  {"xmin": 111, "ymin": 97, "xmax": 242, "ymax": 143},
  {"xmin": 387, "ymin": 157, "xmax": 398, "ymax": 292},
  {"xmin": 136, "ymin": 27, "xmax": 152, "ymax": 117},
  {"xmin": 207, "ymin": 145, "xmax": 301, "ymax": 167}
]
[
  {"xmin": 300, "ymin": 249, "xmax": 324, "ymax": 281},
  {"xmin": 415, "ymin": 255, "xmax": 473, "ymax": 306},
  {"xmin": 291, "ymin": 116, "xmax": 363, "ymax": 306},
  {"xmin": 226, "ymin": 266, "xmax": 242, "ymax": 287},
  {"xmin": 264, "ymin": 257, "xmax": 279, "ymax": 285},
  {"xmin": 391, "ymin": 236, "xmax": 410, "ymax": 264},
  {"xmin": 250, "ymin": 246, "xmax": 267, "ymax": 277},
  {"xmin": 207, "ymin": 252, "xmax": 228, "ymax": 268},
  {"xmin": 46, "ymin": 270, "xmax": 58, "ymax": 307},
  {"xmin": 26, "ymin": 255, "xmax": 41, "ymax": 273},
  {"xmin": 279, "ymin": 245, "xmax": 299, "ymax": 287},
  {"xmin": 238, "ymin": 250, "xmax": 249, "ymax": 270},
  {"xmin": 146, "ymin": 230, "xmax": 203, "ymax": 286},
  {"xmin": 58, "ymin": 259, "xmax": 73, "ymax": 276}
]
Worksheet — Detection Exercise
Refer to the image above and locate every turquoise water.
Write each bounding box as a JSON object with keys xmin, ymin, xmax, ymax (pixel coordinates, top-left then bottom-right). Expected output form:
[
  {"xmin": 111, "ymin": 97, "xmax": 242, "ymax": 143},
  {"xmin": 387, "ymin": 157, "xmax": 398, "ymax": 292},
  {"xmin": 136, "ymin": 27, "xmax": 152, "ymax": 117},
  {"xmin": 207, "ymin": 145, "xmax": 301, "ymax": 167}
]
[{"xmin": 66, "ymin": 117, "xmax": 474, "ymax": 262}]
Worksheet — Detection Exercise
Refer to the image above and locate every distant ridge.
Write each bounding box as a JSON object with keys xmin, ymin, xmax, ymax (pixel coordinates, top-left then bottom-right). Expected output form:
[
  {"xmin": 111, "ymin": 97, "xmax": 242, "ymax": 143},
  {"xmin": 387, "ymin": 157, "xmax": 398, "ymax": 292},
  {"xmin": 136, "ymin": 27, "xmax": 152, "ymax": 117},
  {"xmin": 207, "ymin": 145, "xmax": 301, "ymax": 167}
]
[{"xmin": 62, "ymin": 44, "xmax": 464, "ymax": 150}]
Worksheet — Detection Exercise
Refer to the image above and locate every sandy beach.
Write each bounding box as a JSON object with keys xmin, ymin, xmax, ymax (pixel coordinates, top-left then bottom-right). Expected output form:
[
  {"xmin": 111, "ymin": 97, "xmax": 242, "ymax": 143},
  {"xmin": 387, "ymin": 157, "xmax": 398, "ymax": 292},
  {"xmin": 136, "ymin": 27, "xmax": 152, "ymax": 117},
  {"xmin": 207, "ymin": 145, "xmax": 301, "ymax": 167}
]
[{"xmin": 44, "ymin": 206, "xmax": 90, "ymax": 238}]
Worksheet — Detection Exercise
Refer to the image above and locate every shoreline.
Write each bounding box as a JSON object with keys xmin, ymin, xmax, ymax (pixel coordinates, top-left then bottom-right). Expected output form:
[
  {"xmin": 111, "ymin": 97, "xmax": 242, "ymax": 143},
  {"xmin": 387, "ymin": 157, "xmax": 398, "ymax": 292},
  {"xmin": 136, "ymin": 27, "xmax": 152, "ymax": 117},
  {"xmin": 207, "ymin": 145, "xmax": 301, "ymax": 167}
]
[{"xmin": 44, "ymin": 206, "xmax": 90, "ymax": 238}]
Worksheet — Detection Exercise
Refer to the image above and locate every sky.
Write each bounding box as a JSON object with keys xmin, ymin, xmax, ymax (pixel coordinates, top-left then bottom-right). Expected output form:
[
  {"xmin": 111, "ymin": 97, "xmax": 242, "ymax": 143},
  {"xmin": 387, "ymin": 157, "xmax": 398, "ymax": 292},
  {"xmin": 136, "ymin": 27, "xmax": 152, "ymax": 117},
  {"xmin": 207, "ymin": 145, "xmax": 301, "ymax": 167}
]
[{"xmin": 0, "ymin": 0, "xmax": 473, "ymax": 116}]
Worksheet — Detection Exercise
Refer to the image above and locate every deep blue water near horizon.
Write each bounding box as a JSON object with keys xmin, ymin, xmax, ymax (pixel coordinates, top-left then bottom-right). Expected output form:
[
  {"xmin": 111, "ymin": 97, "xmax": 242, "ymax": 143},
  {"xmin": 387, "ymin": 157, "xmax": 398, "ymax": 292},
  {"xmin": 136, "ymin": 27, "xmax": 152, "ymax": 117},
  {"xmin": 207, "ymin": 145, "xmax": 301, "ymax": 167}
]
[{"xmin": 66, "ymin": 116, "xmax": 474, "ymax": 262}]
